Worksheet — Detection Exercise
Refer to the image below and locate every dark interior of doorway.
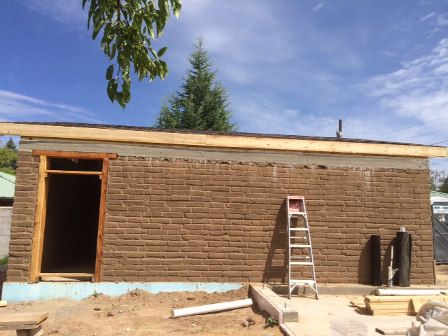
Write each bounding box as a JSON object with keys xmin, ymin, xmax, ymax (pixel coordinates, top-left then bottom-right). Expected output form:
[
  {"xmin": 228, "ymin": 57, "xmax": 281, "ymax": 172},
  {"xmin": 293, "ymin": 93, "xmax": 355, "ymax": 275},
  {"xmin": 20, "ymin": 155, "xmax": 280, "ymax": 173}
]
[{"xmin": 41, "ymin": 167, "xmax": 101, "ymax": 274}]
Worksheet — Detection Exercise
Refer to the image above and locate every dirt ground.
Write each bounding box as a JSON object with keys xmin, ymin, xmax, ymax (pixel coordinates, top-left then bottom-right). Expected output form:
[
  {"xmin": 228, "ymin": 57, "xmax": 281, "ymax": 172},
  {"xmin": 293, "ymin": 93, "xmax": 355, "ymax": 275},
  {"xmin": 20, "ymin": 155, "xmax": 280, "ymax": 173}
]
[
  {"xmin": 0, "ymin": 287, "xmax": 282, "ymax": 336},
  {"xmin": 436, "ymin": 264, "xmax": 448, "ymax": 285}
]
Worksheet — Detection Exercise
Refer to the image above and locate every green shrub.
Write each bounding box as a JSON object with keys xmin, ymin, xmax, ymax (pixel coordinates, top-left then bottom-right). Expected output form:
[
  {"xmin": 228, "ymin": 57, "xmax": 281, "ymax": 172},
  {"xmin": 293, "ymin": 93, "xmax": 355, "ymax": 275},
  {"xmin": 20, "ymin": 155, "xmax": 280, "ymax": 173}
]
[{"xmin": 0, "ymin": 256, "xmax": 8, "ymax": 265}]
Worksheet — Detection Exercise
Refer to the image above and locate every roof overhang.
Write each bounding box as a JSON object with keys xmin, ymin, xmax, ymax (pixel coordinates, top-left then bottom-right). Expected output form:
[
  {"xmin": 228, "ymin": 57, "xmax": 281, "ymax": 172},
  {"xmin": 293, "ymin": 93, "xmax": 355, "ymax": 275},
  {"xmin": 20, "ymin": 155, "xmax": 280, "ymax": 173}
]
[{"xmin": 0, "ymin": 122, "xmax": 447, "ymax": 158}]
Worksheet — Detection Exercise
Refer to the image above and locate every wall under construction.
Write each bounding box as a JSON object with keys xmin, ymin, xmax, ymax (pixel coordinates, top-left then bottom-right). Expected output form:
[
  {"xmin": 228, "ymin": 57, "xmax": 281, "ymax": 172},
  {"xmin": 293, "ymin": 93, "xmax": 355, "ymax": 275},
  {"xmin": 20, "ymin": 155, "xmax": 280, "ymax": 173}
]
[{"xmin": 7, "ymin": 139, "xmax": 434, "ymax": 284}]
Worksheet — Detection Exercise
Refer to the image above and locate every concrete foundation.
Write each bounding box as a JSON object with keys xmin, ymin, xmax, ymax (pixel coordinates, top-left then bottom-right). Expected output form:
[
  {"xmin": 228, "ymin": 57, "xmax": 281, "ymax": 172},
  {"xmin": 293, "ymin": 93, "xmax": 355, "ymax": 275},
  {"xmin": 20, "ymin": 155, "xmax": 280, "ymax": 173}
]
[{"xmin": 1, "ymin": 282, "xmax": 242, "ymax": 302}]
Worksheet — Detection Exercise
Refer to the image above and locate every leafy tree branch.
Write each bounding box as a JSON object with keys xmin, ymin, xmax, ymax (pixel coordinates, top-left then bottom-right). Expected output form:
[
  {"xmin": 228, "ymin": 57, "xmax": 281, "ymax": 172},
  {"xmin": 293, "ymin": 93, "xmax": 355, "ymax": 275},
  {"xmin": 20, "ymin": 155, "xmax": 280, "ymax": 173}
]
[{"xmin": 83, "ymin": 0, "xmax": 181, "ymax": 107}]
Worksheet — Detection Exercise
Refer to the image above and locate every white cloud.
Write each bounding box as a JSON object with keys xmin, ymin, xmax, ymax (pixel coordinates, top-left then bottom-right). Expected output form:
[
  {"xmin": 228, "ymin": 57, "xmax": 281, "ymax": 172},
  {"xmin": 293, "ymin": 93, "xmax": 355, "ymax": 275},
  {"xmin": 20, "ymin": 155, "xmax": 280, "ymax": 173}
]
[
  {"xmin": 0, "ymin": 90, "xmax": 100, "ymax": 123},
  {"xmin": 230, "ymin": 92, "xmax": 397, "ymax": 142},
  {"xmin": 313, "ymin": 3, "xmax": 324, "ymax": 12},
  {"xmin": 364, "ymin": 38, "xmax": 448, "ymax": 142},
  {"xmin": 24, "ymin": 0, "xmax": 85, "ymax": 25},
  {"xmin": 421, "ymin": 12, "xmax": 436, "ymax": 22},
  {"xmin": 437, "ymin": 14, "xmax": 448, "ymax": 27}
]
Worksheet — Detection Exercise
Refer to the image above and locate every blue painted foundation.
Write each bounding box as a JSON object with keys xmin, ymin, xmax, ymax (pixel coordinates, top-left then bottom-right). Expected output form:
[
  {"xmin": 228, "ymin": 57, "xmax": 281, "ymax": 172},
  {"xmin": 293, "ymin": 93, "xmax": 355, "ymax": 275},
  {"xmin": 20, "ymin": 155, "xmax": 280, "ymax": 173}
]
[{"xmin": 2, "ymin": 282, "xmax": 243, "ymax": 302}]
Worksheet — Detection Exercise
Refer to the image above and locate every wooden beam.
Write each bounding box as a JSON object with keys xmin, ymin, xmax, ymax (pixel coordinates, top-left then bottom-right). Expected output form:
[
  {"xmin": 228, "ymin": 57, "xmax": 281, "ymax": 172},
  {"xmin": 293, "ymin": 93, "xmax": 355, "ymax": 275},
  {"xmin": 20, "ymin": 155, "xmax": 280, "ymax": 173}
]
[
  {"xmin": 94, "ymin": 157, "xmax": 109, "ymax": 282},
  {"xmin": 32, "ymin": 150, "xmax": 117, "ymax": 159},
  {"xmin": 29, "ymin": 156, "xmax": 48, "ymax": 283},
  {"xmin": 38, "ymin": 272, "xmax": 93, "ymax": 278},
  {"xmin": 39, "ymin": 276, "xmax": 83, "ymax": 282},
  {"xmin": 45, "ymin": 170, "xmax": 102, "ymax": 176},
  {"xmin": 1, "ymin": 123, "xmax": 446, "ymax": 158}
]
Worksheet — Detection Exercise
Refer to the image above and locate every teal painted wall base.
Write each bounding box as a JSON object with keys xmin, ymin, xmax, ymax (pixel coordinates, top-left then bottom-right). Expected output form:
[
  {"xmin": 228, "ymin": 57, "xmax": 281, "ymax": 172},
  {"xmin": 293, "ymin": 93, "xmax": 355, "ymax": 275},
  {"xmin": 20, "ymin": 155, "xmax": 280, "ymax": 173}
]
[{"xmin": 2, "ymin": 282, "xmax": 243, "ymax": 302}]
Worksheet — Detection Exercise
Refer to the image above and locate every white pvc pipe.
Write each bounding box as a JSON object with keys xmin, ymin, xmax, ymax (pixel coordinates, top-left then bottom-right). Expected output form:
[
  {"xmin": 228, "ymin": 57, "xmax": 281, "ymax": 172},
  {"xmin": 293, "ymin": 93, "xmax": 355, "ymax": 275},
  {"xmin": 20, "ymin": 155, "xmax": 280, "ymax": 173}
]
[
  {"xmin": 171, "ymin": 298, "xmax": 253, "ymax": 318},
  {"xmin": 376, "ymin": 288, "xmax": 445, "ymax": 296}
]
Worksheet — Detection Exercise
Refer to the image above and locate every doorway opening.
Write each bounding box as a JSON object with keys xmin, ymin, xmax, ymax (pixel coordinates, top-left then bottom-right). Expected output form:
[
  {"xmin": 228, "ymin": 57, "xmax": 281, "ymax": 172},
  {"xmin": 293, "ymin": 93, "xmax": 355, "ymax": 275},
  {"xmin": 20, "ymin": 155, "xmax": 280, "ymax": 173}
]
[
  {"xmin": 41, "ymin": 173, "xmax": 101, "ymax": 274},
  {"xmin": 29, "ymin": 151, "xmax": 115, "ymax": 283}
]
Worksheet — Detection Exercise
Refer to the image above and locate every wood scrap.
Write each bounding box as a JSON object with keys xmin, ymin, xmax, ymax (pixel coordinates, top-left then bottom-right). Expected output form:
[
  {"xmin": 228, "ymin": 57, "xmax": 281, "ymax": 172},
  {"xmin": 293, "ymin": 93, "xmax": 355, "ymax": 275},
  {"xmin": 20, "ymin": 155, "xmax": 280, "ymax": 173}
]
[
  {"xmin": 0, "ymin": 312, "xmax": 48, "ymax": 326},
  {"xmin": 375, "ymin": 327, "xmax": 408, "ymax": 335},
  {"xmin": 349, "ymin": 298, "xmax": 366, "ymax": 309}
]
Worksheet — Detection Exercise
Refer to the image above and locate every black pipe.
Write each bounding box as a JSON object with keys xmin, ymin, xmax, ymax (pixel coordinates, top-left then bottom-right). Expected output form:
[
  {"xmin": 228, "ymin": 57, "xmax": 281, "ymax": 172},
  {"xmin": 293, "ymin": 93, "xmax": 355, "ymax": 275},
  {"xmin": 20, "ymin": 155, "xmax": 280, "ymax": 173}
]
[
  {"xmin": 371, "ymin": 235, "xmax": 382, "ymax": 286},
  {"xmin": 396, "ymin": 231, "xmax": 411, "ymax": 287}
]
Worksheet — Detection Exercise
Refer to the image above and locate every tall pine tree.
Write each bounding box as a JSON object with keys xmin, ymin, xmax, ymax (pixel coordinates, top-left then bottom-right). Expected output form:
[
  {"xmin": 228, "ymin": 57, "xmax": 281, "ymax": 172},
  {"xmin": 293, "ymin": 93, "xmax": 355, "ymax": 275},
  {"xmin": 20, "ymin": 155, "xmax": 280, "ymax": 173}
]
[{"xmin": 156, "ymin": 39, "xmax": 235, "ymax": 132}]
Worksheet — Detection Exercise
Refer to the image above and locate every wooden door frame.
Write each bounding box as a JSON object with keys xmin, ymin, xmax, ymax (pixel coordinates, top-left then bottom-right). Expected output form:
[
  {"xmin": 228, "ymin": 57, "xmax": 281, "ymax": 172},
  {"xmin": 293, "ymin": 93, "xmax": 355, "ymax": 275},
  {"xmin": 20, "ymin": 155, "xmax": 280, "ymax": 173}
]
[{"xmin": 29, "ymin": 150, "xmax": 116, "ymax": 283}]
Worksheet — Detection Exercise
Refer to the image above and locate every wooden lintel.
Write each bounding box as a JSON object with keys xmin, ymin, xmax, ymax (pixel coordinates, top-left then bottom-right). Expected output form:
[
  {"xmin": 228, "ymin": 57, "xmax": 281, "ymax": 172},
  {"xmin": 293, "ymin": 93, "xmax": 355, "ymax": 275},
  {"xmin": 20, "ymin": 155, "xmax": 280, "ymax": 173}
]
[
  {"xmin": 1, "ymin": 123, "xmax": 446, "ymax": 158},
  {"xmin": 32, "ymin": 150, "xmax": 117, "ymax": 159}
]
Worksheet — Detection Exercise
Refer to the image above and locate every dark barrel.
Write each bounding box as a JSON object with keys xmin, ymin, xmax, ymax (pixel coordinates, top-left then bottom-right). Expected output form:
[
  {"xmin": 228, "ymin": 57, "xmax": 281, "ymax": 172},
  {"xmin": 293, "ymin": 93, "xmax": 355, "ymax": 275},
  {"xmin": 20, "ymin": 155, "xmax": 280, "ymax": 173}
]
[
  {"xmin": 396, "ymin": 231, "xmax": 411, "ymax": 287},
  {"xmin": 371, "ymin": 235, "xmax": 382, "ymax": 286}
]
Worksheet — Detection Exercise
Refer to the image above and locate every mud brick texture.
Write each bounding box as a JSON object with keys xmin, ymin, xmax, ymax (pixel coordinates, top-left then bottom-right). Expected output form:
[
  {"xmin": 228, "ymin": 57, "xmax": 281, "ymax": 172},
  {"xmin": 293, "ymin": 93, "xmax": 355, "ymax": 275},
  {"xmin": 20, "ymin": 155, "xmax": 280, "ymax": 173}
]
[{"xmin": 7, "ymin": 152, "xmax": 434, "ymax": 285}]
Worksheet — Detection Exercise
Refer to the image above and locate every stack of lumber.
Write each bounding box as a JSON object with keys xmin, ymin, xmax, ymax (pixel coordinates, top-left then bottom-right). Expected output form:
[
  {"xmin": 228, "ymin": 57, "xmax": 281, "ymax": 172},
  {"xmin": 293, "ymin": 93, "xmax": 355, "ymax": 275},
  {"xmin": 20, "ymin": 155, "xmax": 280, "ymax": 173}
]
[{"xmin": 365, "ymin": 295, "xmax": 448, "ymax": 316}]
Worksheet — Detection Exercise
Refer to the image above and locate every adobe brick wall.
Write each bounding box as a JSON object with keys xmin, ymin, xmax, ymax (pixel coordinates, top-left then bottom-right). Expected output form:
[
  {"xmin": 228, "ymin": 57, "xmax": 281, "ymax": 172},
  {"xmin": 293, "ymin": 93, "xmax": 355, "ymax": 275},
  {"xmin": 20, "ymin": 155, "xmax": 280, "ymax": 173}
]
[
  {"xmin": 6, "ymin": 152, "xmax": 39, "ymax": 281},
  {"xmin": 101, "ymin": 156, "xmax": 433, "ymax": 284},
  {"xmin": 7, "ymin": 151, "xmax": 434, "ymax": 284}
]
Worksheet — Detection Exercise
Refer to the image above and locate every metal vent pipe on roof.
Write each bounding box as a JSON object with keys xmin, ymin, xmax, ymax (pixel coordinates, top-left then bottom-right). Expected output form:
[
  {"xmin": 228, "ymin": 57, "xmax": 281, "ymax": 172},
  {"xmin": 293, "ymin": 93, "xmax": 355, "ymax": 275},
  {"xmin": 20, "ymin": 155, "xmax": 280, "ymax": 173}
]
[{"xmin": 336, "ymin": 119, "xmax": 343, "ymax": 138}]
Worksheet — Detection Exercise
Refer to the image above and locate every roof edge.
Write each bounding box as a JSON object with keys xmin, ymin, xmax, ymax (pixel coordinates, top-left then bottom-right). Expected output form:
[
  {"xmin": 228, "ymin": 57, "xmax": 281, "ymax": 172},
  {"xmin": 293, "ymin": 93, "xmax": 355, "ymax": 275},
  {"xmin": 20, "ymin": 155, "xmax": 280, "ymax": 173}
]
[{"xmin": 0, "ymin": 122, "xmax": 446, "ymax": 158}]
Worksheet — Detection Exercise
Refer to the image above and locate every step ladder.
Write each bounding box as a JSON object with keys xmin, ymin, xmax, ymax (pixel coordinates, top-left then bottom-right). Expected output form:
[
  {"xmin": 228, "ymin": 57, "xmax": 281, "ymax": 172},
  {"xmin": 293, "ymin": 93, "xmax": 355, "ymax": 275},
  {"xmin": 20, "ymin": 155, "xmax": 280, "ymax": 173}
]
[{"xmin": 286, "ymin": 196, "xmax": 319, "ymax": 299}]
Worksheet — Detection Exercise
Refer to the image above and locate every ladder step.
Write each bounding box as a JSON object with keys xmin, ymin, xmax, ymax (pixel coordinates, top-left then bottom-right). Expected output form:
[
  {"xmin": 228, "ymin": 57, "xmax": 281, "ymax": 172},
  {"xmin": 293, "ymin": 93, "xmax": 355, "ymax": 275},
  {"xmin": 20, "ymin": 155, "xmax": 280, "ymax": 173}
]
[
  {"xmin": 290, "ymin": 228, "xmax": 308, "ymax": 231},
  {"xmin": 289, "ymin": 212, "xmax": 307, "ymax": 216},
  {"xmin": 290, "ymin": 244, "xmax": 311, "ymax": 248},
  {"xmin": 290, "ymin": 261, "xmax": 313, "ymax": 266},
  {"xmin": 290, "ymin": 279, "xmax": 316, "ymax": 285}
]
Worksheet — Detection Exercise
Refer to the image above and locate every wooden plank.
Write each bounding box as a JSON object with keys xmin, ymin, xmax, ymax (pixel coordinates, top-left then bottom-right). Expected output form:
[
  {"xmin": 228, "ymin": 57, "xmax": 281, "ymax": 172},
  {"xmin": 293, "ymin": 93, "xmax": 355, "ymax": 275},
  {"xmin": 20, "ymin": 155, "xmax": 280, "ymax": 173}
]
[
  {"xmin": 375, "ymin": 327, "xmax": 408, "ymax": 335},
  {"xmin": 29, "ymin": 156, "xmax": 48, "ymax": 283},
  {"xmin": 94, "ymin": 158, "xmax": 109, "ymax": 282},
  {"xmin": 0, "ymin": 324, "xmax": 39, "ymax": 331},
  {"xmin": 366, "ymin": 295, "xmax": 448, "ymax": 302},
  {"xmin": 411, "ymin": 297, "xmax": 448, "ymax": 312},
  {"xmin": 0, "ymin": 312, "xmax": 48, "ymax": 326},
  {"xmin": 45, "ymin": 170, "xmax": 102, "ymax": 176},
  {"xmin": 32, "ymin": 150, "xmax": 117, "ymax": 159},
  {"xmin": 0, "ymin": 300, "xmax": 7, "ymax": 307},
  {"xmin": 38, "ymin": 272, "xmax": 92, "ymax": 278},
  {"xmin": 1, "ymin": 123, "xmax": 446, "ymax": 158},
  {"xmin": 39, "ymin": 276, "xmax": 82, "ymax": 282}
]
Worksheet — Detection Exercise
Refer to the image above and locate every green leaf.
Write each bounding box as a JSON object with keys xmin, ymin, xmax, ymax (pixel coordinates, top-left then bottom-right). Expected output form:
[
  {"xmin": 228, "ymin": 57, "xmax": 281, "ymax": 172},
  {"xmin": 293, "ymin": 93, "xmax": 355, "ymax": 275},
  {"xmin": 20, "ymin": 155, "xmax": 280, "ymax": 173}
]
[
  {"xmin": 172, "ymin": 0, "xmax": 181, "ymax": 18},
  {"xmin": 107, "ymin": 79, "xmax": 116, "ymax": 102},
  {"xmin": 106, "ymin": 65, "xmax": 114, "ymax": 80},
  {"xmin": 157, "ymin": 47, "xmax": 167, "ymax": 57},
  {"xmin": 148, "ymin": 46, "xmax": 158, "ymax": 59}
]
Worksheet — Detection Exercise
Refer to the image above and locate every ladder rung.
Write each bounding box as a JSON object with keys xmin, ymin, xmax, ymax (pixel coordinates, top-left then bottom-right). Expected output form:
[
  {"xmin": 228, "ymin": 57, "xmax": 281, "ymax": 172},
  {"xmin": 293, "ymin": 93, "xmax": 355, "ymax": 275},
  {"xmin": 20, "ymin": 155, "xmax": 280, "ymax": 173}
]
[
  {"xmin": 290, "ymin": 279, "xmax": 316, "ymax": 285},
  {"xmin": 290, "ymin": 261, "xmax": 313, "ymax": 266},
  {"xmin": 289, "ymin": 212, "xmax": 307, "ymax": 216},
  {"xmin": 290, "ymin": 228, "xmax": 308, "ymax": 231},
  {"xmin": 290, "ymin": 244, "xmax": 311, "ymax": 248},
  {"xmin": 291, "ymin": 255, "xmax": 310, "ymax": 259}
]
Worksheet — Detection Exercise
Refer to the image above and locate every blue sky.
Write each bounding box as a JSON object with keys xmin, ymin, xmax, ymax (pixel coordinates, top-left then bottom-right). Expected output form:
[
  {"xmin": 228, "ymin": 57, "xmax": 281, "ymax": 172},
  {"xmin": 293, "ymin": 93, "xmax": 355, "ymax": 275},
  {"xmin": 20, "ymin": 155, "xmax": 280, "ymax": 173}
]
[{"xmin": 1, "ymin": 0, "xmax": 448, "ymax": 167}]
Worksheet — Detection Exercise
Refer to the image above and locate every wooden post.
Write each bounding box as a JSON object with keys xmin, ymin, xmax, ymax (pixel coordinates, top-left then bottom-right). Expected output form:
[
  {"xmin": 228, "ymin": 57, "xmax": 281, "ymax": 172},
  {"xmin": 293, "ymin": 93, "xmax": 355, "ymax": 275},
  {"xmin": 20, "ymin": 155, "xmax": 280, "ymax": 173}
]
[
  {"xmin": 29, "ymin": 156, "xmax": 48, "ymax": 283},
  {"xmin": 94, "ymin": 158, "xmax": 109, "ymax": 282}
]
